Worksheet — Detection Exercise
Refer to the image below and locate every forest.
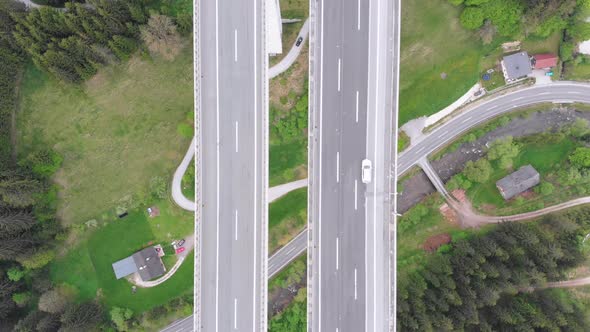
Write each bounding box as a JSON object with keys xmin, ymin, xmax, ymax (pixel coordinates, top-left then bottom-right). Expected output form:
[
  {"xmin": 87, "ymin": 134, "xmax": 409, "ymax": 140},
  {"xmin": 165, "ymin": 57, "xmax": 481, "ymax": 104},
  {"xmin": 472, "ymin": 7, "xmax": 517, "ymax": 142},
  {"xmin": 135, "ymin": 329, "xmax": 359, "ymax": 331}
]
[
  {"xmin": 0, "ymin": 0, "xmax": 192, "ymax": 329},
  {"xmin": 397, "ymin": 209, "xmax": 590, "ymax": 331}
]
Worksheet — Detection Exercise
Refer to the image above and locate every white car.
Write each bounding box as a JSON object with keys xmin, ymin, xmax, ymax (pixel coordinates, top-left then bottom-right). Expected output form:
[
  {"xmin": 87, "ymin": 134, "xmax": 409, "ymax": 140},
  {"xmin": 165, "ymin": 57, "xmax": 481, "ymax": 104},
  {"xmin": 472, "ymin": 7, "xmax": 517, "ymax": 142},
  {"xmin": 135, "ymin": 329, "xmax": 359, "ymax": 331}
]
[{"xmin": 361, "ymin": 159, "xmax": 372, "ymax": 184}]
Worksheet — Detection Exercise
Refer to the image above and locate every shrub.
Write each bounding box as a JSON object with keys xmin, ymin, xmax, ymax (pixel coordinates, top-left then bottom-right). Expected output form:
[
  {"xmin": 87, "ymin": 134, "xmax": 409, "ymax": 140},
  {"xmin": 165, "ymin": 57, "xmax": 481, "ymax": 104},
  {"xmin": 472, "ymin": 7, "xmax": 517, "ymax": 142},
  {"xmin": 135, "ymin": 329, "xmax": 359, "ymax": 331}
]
[
  {"xmin": 110, "ymin": 307, "xmax": 133, "ymax": 331},
  {"xmin": 535, "ymin": 182, "xmax": 554, "ymax": 196},
  {"xmin": 149, "ymin": 176, "xmax": 168, "ymax": 200},
  {"xmin": 177, "ymin": 123, "xmax": 194, "ymax": 138},
  {"xmin": 19, "ymin": 250, "xmax": 55, "ymax": 270},
  {"xmin": 6, "ymin": 267, "xmax": 25, "ymax": 282},
  {"xmin": 22, "ymin": 149, "xmax": 63, "ymax": 178},
  {"xmin": 38, "ymin": 289, "xmax": 67, "ymax": 314}
]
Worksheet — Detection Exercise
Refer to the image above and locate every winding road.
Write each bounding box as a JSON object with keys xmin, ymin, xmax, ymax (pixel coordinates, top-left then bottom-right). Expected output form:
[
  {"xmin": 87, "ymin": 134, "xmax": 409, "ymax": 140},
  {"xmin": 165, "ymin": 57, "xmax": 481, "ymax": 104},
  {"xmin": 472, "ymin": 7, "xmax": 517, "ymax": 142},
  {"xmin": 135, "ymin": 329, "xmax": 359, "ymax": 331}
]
[{"xmin": 398, "ymin": 82, "xmax": 590, "ymax": 175}]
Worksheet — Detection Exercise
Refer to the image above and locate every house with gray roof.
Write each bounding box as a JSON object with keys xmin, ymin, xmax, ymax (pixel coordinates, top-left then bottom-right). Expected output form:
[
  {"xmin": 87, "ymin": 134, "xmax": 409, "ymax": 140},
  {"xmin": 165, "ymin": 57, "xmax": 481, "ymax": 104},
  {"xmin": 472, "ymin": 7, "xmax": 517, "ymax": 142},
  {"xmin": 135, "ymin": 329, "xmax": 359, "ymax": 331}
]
[
  {"xmin": 496, "ymin": 165, "xmax": 540, "ymax": 200},
  {"xmin": 112, "ymin": 247, "xmax": 166, "ymax": 281},
  {"xmin": 501, "ymin": 52, "xmax": 532, "ymax": 83}
]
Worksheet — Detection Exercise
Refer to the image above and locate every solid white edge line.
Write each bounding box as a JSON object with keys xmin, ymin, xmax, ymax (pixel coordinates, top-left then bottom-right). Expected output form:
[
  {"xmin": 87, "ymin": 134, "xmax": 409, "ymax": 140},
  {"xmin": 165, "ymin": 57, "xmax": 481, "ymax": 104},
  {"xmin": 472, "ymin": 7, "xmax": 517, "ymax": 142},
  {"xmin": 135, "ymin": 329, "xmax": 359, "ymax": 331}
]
[
  {"xmin": 318, "ymin": 0, "xmax": 325, "ymax": 329},
  {"xmin": 373, "ymin": 0, "xmax": 384, "ymax": 329},
  {"xmin": 252, "ymin": 0, "xmax": 258, "ymax": 329},
  {"xmin": 214, "ymin": 0, "xmax": 220, "ymax": 329}
]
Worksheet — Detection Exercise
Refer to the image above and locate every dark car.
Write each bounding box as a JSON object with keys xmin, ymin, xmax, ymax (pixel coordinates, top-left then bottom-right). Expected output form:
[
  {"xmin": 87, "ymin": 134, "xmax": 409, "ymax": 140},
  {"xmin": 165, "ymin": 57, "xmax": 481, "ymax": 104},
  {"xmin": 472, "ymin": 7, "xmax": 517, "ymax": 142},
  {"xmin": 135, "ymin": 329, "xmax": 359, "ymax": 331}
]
[
  {"xmin": 177, "ymin": 239, "xmax": 186, "ymax": 247},
  {"xmin": 295, "ymin": 37, "xmax": 304, "ymax": 47}
]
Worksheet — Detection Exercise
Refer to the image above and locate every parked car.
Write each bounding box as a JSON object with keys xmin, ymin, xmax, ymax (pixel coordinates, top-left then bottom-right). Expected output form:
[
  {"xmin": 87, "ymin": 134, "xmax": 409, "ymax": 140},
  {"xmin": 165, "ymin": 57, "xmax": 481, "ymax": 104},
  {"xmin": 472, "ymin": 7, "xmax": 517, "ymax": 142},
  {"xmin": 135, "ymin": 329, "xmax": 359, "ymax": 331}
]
[
  {"xmin": 175, "ymin": 247, "xmax": 186, "ymax": 255},
  {"xmin": 296, "ymin": 37, "xmax": 304, "ymax": 46},
  {"xmin": 177, "ymin": 239, "xmax": 186, "ymax": 247}
]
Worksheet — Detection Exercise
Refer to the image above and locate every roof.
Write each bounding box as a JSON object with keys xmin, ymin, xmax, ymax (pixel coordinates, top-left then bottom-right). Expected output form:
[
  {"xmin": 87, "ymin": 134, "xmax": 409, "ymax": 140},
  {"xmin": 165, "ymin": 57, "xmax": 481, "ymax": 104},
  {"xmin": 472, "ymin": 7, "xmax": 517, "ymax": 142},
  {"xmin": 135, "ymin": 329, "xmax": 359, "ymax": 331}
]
[
  {"xmin": 502, "ymin": 52, "xmax": 532, "ymax": 80},
  {"xmin": 112, "ymin": 256, "xmax": 138, "ymax": 280},
  {"xmin": 132, "ymin": 247, "xmax": 166, "ymax": 281},
  {"xmin": 533, "ymin": 53, "xmax": 558, "ymax": 69},
  {"xmin": 496, "ymin": 165, "xmax": 540, "ymax": 200}
]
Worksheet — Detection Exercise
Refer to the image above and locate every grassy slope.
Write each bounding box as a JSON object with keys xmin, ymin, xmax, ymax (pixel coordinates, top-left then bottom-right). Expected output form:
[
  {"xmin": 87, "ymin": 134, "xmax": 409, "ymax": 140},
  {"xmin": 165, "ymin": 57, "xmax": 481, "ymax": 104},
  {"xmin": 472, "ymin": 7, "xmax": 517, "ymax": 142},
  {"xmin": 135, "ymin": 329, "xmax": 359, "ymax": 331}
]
[
  {"xmin": 18, "ymin": 47, "xmax": 193, "ymax": 225},
  {"xmin": 269, "ymin": 188, "xmax": 307, "ymax": 253},
  {"xmin": 400, "ymin": 0, "xmax": 482, "ymax": 125}
]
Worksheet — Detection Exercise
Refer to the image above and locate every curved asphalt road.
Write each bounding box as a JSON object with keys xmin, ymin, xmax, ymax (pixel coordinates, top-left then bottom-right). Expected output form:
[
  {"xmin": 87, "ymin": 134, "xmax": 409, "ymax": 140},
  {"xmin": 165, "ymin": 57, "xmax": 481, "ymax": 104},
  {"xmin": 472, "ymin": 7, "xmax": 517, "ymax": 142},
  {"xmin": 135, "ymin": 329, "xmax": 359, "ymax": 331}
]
[
  {"xmin": 268, "ymin": 18, "xmax": 309, "ymax": 79},
  {"xmin": 399, "ymin": 82, "xmax": 590, "ymax": 175},
  {"xmin": 171, "ymin": 137, "xmax": 196, "ymax": 211}
]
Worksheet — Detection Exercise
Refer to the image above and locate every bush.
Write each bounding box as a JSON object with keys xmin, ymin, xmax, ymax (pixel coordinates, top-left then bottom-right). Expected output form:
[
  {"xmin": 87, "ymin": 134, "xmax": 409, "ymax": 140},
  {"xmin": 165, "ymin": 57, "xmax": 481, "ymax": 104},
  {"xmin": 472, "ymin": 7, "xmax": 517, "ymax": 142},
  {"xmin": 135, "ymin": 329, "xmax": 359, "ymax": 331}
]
[
  {"xmin": 560, "ymin": 41, "xmax": 575, "ymax": 62},
  {"xmin": 38, "ymin": 288, "xmax": 68, "ymax": 314},
  {"xmin": 535, "ymin": 182, "xmax": 554, "ymax": 196},
  {"xmin": 12, "ymin": 292, "xmax": 30, "ymax": 307},
  {"xmin": 149, "ymin": 176, "xmax": 168, "ymax": 200},
  {"xmin": 6, "ymin": 267, "xmax": 25, "ymax": 281},
  {"xmin": 464, "ymin": 159, "xmax": 492, "ymax": 183},
  {"xmin": 569, "ymin": 147, "xmax": 590, "ymax": 168},
  {"xmin": 110, "ymin": 307, "xmax": 133, "ymax": 331},
  {"xmin": 177, "ymin": 123, "xmax": 194, "ymax": 138},
  {"xmin": 22, "ymin": 149, "xmax": 63, "ymax": 178},
  {"xmin": 19, "ymin": 249, "xmax": 55, "ymax": 270}
]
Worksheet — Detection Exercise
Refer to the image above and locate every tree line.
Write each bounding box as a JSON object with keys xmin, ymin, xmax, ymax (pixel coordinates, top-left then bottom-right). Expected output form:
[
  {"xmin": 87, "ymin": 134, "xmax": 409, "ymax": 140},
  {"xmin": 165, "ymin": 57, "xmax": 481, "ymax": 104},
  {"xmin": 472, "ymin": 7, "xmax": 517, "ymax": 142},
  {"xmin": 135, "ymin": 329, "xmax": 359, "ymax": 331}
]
[
  {"xmin": 397, "ymin": 209, "xmax": 590, "ymax": 331},
  {"xmin": 451, "ymin": 0, "xmax": 590, "ymax": 44},
  {"xmin": 10, "ymin": 0, "xmax": 148, "ymax": 83}
]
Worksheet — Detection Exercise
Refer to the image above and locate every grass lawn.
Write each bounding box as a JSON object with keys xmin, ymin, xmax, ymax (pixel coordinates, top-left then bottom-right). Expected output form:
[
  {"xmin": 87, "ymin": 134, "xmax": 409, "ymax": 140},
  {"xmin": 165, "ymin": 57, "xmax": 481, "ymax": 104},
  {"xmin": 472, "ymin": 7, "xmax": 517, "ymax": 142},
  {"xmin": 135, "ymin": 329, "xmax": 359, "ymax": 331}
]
[
  {"xmin": 181, "ymin": 160, "xmax": 195, "ymax": 200},
  {"xmin": 565, "ymin": 62, "xmax": 590, "ymax": 81},
  {"xmin": 467, "ymin": 137, "xmax": 580, "ymax": 214},
  {"xmin": 400, "ymin": 0, "xmax": 565, "ymax": 126},
  {"xmin": 18, "ymin": 45, "xmax": 193, "ymax": 225},
  {"xmin": 50, "ymin": 199, "xmax": 193, "ymax": 313},
  {"xmin": 400, "ymin": 0, "xmax": 483, "ymax": 125},
  {"xmin": 269, "ymin": 141, "xmax": 307, "ymax": 187},
  {"xmin": 149, "ymin": 0, "xmax": 192, "ymax": 16},
  {"xmin": 269, "ymin": 188, "xmax": 307, "ymax": 253},
  {"xmin": 280, "ymin": 0, "xmax": 308, "ymax": 19},
  {"xmin": 398, "ymin": 131, "xmax": 410, "ymax": 152}
]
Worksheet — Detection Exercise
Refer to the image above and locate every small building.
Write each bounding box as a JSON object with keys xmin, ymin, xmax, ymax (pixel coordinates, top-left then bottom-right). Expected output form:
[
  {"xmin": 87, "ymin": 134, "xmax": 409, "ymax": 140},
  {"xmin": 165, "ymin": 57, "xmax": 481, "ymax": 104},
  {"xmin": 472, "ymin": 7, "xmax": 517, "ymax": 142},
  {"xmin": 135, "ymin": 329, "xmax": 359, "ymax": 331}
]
[
  {"xmin": 496, "ymin": 165, "xmax": 540, "ymax": 200},
  {"xmin": 501, "ymin": 52, "xmax": 532, "ymax": 83},
  {"xmin": 532, "ymin": 53, "xmax": 558, "ymax": 69},
  {"xmin": 112, "ymin": 246, "xmax": 166, "ymax": 281}
]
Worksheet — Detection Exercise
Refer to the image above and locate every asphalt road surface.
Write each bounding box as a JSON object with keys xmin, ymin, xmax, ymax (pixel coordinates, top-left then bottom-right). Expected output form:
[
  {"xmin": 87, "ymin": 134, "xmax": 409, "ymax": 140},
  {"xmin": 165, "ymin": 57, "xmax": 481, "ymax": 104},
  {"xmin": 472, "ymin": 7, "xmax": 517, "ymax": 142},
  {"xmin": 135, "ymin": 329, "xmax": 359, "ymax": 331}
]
[
  {"xmin": 195, "ymin": 0, "xmax": 267, "ymax": 330},
  {"xmin": 307, "ymin": 0, "xmax": 395, "ymax": 331},
  {"xmin": 161, "ymin": 233, "xmax": 306, "ymax": 332},
  {"xmin": 398, "ymin": 83, "xmax": 590, "ymax": 175}
]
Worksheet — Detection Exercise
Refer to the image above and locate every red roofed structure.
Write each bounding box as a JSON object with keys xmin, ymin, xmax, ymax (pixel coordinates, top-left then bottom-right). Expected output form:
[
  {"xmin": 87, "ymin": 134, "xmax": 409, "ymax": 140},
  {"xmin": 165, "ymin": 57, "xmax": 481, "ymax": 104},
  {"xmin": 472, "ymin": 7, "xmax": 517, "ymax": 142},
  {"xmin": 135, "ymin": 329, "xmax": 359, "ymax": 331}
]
[{"xmin": 533, "ymin": 53, "xmax": 558, "ymax": 69}]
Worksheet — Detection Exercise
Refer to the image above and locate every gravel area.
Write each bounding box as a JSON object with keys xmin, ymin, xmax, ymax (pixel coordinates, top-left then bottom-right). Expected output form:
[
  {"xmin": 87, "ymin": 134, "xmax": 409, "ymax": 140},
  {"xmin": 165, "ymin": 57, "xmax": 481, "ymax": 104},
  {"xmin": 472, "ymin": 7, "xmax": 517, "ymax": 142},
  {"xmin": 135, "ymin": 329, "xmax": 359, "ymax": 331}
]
[{"xmin": 397, "ymin": 107, "xmax": 590, "ymax": 214}]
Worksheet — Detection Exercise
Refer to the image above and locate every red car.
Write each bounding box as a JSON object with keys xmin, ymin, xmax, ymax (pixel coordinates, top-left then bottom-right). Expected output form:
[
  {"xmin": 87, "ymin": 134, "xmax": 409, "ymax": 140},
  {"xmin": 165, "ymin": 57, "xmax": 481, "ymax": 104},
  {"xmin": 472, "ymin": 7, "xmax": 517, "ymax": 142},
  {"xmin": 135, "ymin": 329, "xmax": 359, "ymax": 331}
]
[{"xmin": 175, "ymin": 247, "xmax": 186, "ymax": 255}]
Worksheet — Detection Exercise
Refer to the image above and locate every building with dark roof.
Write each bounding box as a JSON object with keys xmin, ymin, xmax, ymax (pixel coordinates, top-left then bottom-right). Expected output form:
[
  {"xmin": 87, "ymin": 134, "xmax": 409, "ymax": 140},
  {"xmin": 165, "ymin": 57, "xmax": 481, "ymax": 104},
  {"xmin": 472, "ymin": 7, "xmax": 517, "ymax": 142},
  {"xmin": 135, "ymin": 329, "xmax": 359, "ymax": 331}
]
[
  {"xmin": 501, "ymin": 52, "xmax": 532, "ymax": 83},
  {"xmin": 496, "ymin": 165, "xmax": 540, "ymax": 200},
  {"xmin": 532, "ymin": 53, "xmax": 558, "ymax": 69},
  {"xmin": 112, "ymin": 247, "xmax": 166, "ymax": 281}
]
